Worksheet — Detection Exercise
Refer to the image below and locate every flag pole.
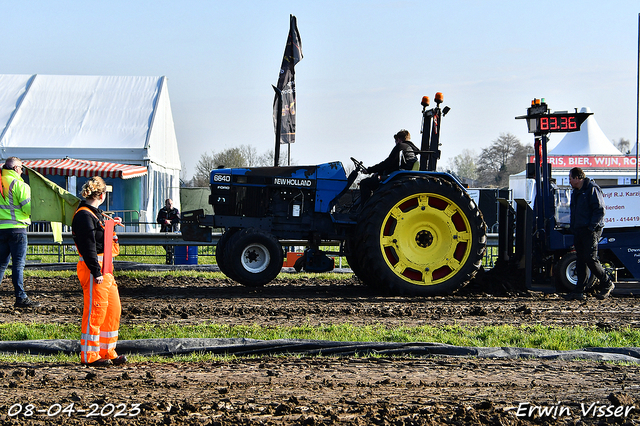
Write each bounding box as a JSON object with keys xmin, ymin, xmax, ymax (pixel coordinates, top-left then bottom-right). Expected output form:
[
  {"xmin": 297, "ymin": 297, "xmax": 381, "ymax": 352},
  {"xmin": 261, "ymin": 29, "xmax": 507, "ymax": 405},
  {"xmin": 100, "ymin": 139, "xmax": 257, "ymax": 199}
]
[
  {"xmin": 272, "ymin": 15, "xmax": 302, "ymax": 168},
  {"xmin": 273, "ymin": 85, "xmax": 282, "ymax": 167}
]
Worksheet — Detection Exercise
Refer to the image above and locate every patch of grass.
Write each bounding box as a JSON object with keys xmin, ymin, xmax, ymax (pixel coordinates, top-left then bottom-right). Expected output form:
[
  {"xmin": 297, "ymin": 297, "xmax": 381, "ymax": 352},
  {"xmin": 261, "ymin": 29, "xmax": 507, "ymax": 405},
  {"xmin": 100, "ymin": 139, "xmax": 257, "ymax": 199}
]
[
  {"xmin": 27, "ymin": 244, "xmax": 354, "ymax": 267},
  {"xmin": 24, "ymin": 270, "xmax": 77, "ymax": 278},
  {"xmin": 2, "ymin": 322, "xmax": 639, "ymax": 351},
  {"xmin": 27, "ymin": 245, "xmax": 211, "ymax": 265},
  {"xmin": 113, "ymin": 270, "xmax": 226, "ymax": 280},
  {"xmin": 21, "ymin": 267, "xmax": 353, "ymax": 281},
  {"xmin": 0, "ymin": 323, "xmax": 78, "ymax": 340},
  {"xmin": 24, "ymin": 248, "xmax": 353, "ymax": 275},
  {"xmin": 2, "ymin": 322, "xmax": 639, "ymax": 364}
]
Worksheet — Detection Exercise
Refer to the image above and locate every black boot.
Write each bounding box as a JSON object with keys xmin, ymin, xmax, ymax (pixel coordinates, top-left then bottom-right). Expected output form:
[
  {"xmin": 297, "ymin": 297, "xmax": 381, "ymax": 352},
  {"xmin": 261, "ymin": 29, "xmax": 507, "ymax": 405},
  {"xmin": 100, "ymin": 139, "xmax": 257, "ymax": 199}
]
[{"xmin": 595, "ymin": 281, "xmax": 615, "ymax": 300}]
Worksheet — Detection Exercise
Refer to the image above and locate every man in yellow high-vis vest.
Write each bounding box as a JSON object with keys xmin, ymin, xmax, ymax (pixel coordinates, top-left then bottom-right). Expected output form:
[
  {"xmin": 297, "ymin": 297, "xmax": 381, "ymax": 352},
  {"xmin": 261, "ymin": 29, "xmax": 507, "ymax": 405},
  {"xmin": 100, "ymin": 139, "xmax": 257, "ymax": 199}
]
[{"xmin": 0, "ymin": 157, "xmax": 39, "ymax": 308}]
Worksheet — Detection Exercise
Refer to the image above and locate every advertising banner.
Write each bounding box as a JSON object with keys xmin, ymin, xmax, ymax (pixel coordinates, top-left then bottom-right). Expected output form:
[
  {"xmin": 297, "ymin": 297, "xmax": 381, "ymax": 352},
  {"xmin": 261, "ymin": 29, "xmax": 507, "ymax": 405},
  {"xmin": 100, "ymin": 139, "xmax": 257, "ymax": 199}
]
[
  {"xmin": 528, "ymin": 155, "xmax": 639, "ymax": 169},
  {"xmin": 601, "ymin": 187, "xmax": 640, "ymax": 228},
  {"xmin": 555, "ymin": 186, "xmax": 640, "ymax": 229}
]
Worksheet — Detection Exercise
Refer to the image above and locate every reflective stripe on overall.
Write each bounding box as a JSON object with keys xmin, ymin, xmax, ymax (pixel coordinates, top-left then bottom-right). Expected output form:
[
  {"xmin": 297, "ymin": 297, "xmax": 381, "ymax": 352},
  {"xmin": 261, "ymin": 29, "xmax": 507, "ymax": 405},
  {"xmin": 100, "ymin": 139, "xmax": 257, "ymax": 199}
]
[
  {"xmin": 77, "ymin": 258, "xmax": 121, "ymax": 363},
  {"xmin": 75, "ymin": 207, "xmax": 121, "ymax": 364}
]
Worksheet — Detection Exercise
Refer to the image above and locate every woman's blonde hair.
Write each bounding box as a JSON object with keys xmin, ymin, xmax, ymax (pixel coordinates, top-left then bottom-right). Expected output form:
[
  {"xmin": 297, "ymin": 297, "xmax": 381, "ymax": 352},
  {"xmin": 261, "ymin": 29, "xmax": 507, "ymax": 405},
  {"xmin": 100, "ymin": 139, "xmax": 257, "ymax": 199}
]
[{"xmin": 81, "ymin": 176, "xmax": 106, "ymax": 200}]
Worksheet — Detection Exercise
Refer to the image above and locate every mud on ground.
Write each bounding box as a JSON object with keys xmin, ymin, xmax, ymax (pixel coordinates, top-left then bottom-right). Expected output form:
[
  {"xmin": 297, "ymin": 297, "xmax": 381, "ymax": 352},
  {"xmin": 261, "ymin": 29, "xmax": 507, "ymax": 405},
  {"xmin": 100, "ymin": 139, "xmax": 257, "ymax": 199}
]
[{"xmin": 1, "ymin": 273, "xmax": 639, "ymax": 425}]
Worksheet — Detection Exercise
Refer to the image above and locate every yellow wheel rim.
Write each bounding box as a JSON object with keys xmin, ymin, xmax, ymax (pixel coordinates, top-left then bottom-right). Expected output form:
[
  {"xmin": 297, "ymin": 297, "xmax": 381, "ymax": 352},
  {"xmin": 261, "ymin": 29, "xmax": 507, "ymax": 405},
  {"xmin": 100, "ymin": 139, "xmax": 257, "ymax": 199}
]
[{"xmin": 379, "ymin": 192, "xmax": 473, "ymax": 286}]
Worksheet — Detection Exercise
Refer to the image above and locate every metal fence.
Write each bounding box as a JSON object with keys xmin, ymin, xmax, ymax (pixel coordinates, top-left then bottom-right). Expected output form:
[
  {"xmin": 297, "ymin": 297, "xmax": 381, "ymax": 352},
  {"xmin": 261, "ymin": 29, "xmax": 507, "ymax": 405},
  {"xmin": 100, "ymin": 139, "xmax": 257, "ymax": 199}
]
[
  {"xmin": 26, "ymin": 230, "xmax": 501, "ymax": 268},
  {"xmin": 26, "ymin": 229, "xmax": 216, "ymax": 263},
  {"xmin": 29, "ymin": 210, "xmax": 146, "ymax": 233}
]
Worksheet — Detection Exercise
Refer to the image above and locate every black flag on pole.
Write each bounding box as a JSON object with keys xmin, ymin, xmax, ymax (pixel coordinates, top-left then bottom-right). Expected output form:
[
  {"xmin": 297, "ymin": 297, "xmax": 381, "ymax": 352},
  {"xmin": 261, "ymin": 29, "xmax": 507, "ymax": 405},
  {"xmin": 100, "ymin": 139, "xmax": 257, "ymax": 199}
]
[{"xmin": 273, "ymin": 14, "xmax": 303, "ymax": 145}]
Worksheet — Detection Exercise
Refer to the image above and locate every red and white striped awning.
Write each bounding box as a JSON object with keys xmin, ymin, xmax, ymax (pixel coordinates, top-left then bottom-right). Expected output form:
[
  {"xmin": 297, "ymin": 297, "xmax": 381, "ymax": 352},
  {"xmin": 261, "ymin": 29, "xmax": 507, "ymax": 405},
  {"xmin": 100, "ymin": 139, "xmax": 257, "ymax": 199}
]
[{"xmin": 22, "ymin": 158, "xmax": 148, "ymax": 180}]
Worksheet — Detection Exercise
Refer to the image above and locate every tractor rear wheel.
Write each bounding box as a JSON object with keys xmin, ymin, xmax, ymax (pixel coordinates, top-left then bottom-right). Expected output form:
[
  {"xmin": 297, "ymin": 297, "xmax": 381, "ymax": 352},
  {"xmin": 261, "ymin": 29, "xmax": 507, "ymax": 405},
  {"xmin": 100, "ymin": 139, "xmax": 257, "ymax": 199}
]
[
  {"xmin": 223, "ymin": 228, "xmax": 284, "ymax": 287},
  {"xmin": 354, "ymin": 175, "xmax": 486, "ymax": 296},
  {"xmin": 345, "ymin": 237, "xmax": 378, "ymax": 289}
]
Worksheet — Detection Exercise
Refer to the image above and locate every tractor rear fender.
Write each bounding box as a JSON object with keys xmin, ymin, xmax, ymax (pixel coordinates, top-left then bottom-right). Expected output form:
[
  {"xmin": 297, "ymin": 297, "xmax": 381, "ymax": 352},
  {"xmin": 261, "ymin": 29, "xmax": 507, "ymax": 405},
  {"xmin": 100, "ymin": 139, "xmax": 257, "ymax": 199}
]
[{"xmin": 382, "ymin": 171, "xmax": 466, "ymax": 192}]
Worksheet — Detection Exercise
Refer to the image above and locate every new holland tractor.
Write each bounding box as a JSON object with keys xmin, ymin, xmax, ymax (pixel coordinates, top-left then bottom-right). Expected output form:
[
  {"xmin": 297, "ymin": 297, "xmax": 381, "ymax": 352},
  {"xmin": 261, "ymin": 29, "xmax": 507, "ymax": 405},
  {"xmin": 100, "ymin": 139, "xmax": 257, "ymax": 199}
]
[{"xmin": 182, "ymin": 94, "xmax": 487, "ymax": 296}]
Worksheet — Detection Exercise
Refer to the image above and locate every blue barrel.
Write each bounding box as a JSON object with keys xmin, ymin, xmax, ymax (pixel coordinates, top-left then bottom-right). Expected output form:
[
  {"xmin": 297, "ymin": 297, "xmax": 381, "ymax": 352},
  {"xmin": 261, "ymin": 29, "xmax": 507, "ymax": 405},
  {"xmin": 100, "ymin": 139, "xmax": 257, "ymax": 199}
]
[{"xmin": 174, "ymin": 246, "xmax": 198, "ymax": 265}]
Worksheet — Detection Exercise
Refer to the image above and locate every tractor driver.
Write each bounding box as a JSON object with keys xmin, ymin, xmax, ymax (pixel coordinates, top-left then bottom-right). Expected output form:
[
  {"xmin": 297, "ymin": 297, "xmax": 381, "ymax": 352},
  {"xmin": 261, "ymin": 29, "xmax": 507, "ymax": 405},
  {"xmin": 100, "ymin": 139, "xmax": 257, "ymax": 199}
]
[{"xmin": 359, "ymin": 129, "xmax": 419, "ymax": 206}]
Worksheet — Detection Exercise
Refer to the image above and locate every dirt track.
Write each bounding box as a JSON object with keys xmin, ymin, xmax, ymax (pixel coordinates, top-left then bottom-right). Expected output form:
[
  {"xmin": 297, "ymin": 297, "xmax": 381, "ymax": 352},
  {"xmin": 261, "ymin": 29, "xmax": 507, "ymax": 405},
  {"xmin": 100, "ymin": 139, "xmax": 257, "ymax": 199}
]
[{"xmin": 1, "ymin": 273, "xmax": 639, "ymax": 425}]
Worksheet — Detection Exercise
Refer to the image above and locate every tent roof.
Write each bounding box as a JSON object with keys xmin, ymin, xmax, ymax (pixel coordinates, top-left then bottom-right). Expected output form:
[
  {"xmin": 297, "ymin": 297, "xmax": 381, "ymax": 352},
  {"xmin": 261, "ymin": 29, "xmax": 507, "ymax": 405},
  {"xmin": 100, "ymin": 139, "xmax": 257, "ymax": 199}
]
[
  {"xmin": 549, "ymin": 107, "xmax": 622, "ymax": 156},
  {"xmin": 23, "ymin": 158, "xmax": 148, "ymax": 180},
  {"xmin": 0, "ymin": 74, "xmax": 181, "ymax": 170}
]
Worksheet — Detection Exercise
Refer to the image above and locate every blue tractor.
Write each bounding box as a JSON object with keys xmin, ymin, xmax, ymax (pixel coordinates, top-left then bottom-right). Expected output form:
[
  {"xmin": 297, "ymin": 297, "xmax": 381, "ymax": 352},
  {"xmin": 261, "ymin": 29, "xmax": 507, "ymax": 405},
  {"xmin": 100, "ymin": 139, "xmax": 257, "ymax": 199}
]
[{"xmin": 182, "ymin": 94, "xmax": 488, "ymax": 296}]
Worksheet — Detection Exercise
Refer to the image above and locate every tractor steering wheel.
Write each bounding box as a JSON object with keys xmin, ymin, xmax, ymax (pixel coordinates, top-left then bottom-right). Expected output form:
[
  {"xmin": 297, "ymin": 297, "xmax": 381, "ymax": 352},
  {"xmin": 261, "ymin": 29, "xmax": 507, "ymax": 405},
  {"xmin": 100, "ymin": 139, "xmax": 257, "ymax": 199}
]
[{"xmin": 350, "ymin": 157, "xmax": 367, "ymax": 173}]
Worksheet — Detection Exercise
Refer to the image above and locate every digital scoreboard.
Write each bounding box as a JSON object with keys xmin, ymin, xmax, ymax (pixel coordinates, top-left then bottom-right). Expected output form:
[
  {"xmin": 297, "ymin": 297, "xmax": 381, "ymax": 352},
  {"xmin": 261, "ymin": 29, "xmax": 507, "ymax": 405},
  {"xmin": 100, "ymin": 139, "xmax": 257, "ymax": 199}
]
[
  {"xmin": 529, "ymin": 113, "xmax": 591, "ymax": 133},
  {"xmin": 515, "ymin": 99, "xmax": 592, "ymax": 134}
]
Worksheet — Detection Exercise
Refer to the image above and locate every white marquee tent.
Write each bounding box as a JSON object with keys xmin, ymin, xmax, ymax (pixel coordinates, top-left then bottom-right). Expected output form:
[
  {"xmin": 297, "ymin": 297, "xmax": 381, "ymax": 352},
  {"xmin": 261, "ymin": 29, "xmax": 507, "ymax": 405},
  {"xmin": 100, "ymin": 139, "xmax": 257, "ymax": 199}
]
[
  {"xmin": 547, "ymin": 107, "xmax": 622, "ymax": 156},
  {"xmin": 0, "ymin": 74, "xmax": 181, "ymax": 229}
]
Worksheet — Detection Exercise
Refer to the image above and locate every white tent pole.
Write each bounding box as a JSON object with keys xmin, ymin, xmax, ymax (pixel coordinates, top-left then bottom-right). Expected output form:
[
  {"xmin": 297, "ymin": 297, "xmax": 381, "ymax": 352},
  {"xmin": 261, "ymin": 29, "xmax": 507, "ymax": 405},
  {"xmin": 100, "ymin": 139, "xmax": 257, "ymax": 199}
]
[{"xmin": 636, "ymin": 13, "xmax": 639, "ymax": 183}]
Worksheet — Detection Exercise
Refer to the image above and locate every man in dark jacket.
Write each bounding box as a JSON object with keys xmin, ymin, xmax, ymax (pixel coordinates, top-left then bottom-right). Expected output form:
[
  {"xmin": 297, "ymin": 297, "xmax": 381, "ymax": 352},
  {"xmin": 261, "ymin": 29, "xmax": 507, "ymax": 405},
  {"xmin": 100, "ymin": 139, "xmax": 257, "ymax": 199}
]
[
  {"xmin": 566, "ymin": 167, "xmax": 614, "ymax": 300},
  {"xmin": 359, "ymin": 130, "xmax": 419, "ymax": 206},
  {"xmin": 157, "ymin": 199, "xmax": 180, "ymax": 232},
  {"xmin": 157, "ymin": 199, "xmax": 180, "ymax": 264}
]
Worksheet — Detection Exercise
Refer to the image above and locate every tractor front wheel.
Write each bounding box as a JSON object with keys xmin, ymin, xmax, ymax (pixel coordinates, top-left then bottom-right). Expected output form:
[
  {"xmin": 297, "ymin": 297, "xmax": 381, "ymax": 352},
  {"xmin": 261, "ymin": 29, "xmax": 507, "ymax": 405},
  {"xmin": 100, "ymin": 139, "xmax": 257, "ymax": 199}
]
[{"xmin": 223, "ymin": 228, "xmax": 284, "ymax": 287}]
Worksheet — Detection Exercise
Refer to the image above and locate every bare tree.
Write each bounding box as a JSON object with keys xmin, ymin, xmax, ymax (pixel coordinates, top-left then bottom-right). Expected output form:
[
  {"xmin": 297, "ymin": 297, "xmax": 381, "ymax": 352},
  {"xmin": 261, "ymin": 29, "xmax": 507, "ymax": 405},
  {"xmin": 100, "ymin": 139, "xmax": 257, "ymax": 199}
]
[
  {"xmin": 213, "ymin": 147, "xmax": 246, "ymax": 168},
  {"xmin": 240, "ymin": 144, "xmax": 260, "ymax": 166},
  {"xmin": 179, "ymin": 161, "xmax": 195, "ymax": 187},
  {"xmin": 191, "ymin": 149, "xmax": 243, "ymax": 187},
  {"xmin": 446, "ymin": 149, "xmax": 478, "ymax": 181},
  {"xmin": 189, "ymin": 145, "xmax": 295, "ymax": 187},
  {"xmin": 257, "ymin": 149, "xmax": 296, "ymax": 166},
  {"xmin": 257, "ymin": 150, "xmax": 276, "ymax": 166},
  {"xmin": 614, "ymin": 138, "xmax": 631, "ymax": 155},
  {"xmin": 191, "ymin": 152, "xmax": 215, "ymax": 187},
  {"xmin": 476, "ymin": 133, "xmax": 532, "ymax": 188}
]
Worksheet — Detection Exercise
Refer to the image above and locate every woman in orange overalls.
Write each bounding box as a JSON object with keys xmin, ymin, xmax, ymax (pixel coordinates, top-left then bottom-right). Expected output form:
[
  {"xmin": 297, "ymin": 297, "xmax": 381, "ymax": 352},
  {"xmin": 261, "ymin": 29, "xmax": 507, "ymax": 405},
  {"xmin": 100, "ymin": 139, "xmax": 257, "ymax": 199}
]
[{"xmin": 72, "ymin": 176, "xmax": 126, "ymax": 367}]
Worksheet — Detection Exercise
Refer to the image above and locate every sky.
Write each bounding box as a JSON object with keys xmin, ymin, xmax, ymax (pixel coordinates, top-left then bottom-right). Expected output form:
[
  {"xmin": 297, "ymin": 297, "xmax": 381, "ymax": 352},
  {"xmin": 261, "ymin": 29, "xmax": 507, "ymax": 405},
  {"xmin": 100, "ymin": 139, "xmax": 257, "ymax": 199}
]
[{"xmin": 1, "ymin": 0, "xmax": 638, "ymax": 180}]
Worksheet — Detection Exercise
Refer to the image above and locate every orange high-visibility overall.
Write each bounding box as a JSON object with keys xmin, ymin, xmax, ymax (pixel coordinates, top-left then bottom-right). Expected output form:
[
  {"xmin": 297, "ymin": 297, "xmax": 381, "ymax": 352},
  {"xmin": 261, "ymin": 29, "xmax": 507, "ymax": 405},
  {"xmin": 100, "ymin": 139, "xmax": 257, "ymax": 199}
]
[{"xmin": 74, "ymin": 206, "xmax": 121, "ymax": 364}]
